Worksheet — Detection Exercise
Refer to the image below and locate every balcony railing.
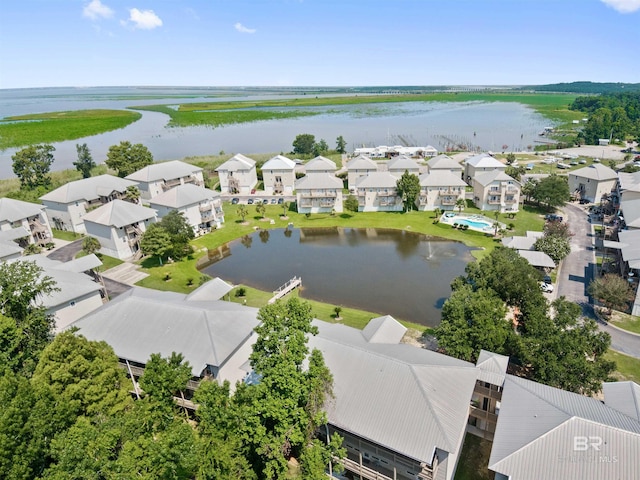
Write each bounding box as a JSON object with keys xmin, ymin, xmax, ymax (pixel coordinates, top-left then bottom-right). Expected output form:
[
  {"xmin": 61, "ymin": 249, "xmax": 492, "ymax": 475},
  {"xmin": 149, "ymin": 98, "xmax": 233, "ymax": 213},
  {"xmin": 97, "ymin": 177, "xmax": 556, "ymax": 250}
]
[
  {"xmin": 487, "ymin": 197, "xmax": 502, "ymax": 205},
  {"xmin": 504, "ymin": 197, "xmax": 517, "ymax": 204},
  {"xmin": 438, "ymin": 188, "xmax": 461, "ymax": 195},
  {"xmin": 440, "ymin": 197, "xmax": 456, "ymax": 205},
  {"xmin": 199, "ymin": 204, "xmax": 212, "ymax": 212},
  {"xmin": 162, "ymin": 178, "xmax": 182, "ymax": 190},
  {"xmin": 469, "ymin": 405, "xmax": 499, "ymax": 424},
  {"xmin": 300, "ymin": 191, "xmax": 337, "ymax": 198},
  {"xmin": 473, "ymin": 384, "xmax": 503, "ymax": 400}
]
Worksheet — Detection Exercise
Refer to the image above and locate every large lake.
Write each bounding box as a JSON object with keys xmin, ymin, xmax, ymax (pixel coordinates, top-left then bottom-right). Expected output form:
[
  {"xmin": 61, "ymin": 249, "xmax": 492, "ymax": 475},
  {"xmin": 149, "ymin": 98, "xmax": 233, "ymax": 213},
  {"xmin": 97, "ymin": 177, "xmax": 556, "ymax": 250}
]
[
  {"xmin": 0, "ymin": 87, "xmax": 552, "ymax": 178},
  {"xmin": 199, "ymin": 227, "xmax": 475, "ymax": 327}
]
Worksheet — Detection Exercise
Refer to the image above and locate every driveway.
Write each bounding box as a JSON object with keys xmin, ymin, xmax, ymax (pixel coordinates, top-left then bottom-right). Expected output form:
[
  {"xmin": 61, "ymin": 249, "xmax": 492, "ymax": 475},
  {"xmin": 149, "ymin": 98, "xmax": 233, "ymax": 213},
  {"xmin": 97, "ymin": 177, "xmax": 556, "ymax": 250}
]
[
  {"xmin": 46, "ymin": 239, "xmax": 84, "ymax": 262},
  {"xmin": 558, "ymin": 203, "xmax": 640, "ymax": 359}
]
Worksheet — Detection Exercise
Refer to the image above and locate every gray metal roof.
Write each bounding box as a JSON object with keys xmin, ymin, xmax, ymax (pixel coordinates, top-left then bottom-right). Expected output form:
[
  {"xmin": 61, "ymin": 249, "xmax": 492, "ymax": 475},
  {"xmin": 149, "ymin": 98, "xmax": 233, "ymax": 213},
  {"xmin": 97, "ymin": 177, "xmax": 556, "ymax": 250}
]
[
  {"xmin": 355, "ymin": 171, "xmax": 398, "ymax": 189},
  {"xmin": 125, "ymin": 160, "xmax": 202, "ymax": 182},
  {"xmin": 347, "ymin": 155, "xmax": 377, "ymax": 171},
  {"xmin": 40, "ymin": 175, "xmax": 138, "ymax": 203},
  {"xmin": 185, "ymin": 277, "xmax": 234, "ymax": 301},
  {"xmin": 474, "ymin": 170, "xmax": 518, "ymax": 186},
  {"xmin": 603, "ymin": 381, "xmax": 640, "ymax": 422},
  {"xmin": 262, "ymin": 155, "xmax": 296, "ymax": 170},
  {"xmin": 82, "ymin": 199, "xmax": 157, "ymax": 228},
  {"xmin": 0, "ymin": 226, "xmax": 31, "ymax": 242},
  {"xmin": 148, "ymin": 184, "xmax": 220, "ymax": 209},
  {"xmin": 475, "ymin": 349, "xmax": 509, "ymax": 386},
  {"xmin": 305, "ymin": 156, "xmax": 337, "ymax": 171},
  {"xmin": 387, "ymin": 155, "xmax": 420, "ymax": 171},
  {"xmin": 55, "ymin": 253, "xmax": 102, "ymax": 273},
  {"xmin": 569, "ymin": 163, "xmax": 617, "ymax": 181},
  {"xmin": 617, "ymin": 171, "xmax": 640, "ymax": 193},
  {"xmin": 464, "ymin": 154, "xmax": 505, "ymax": 168},
  {"xmin": 620, "ymin": 198, "xmax": 640, "ymax": 228},
  {"xmin": 295, "ymin": 174, "xmax": 342, "ymax": 190},
  {"xmin": 0, "ymin": 197, "xmax": 45, "ymax": 222},
  {"xmin": 68, "ymin": 287, "xmax": 260, "ymax": 377},
  {"xmin": 0, "ymin": 241, "xmax": 23, "ymax": 259},
  {"xmin": 426, "ymin": 154, "xmax": 463, "ymax": 171},
  {"xmin": 489, "ymin": 375, "xmax": 640, "ymax": 480},
  {"xmin": 361, "ymin": 315, "xmax": 407, "ymax": 344},
  {"xmin": 517, "ymin": 249, "xmax": 555, "ymax": 268},
  {"xmin": 502, "ymin": 235, "xmax": 537, "ymax": 251},
  {"xmin": 617, "ymin": 230, "xmax": 640, "ymax": 268},
  {"xmin": 419, "ymin": 170, "xmax": 467, "ymax": 187},
  {"xmin": 311, "ymin": 320, "xmax": 477, "ymax": 463},
  {"xmin": 216, "ymin": 154, "xmax": 256, "ymax": 172}
]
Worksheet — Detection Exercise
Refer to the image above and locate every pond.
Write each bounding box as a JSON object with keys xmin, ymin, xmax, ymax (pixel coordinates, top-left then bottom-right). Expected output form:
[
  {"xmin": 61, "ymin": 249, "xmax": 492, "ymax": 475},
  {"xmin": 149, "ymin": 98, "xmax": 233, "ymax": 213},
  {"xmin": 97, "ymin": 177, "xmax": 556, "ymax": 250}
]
[{"xmin": 199, "ymin": 227, "xmax": 476, "ymax": 327}]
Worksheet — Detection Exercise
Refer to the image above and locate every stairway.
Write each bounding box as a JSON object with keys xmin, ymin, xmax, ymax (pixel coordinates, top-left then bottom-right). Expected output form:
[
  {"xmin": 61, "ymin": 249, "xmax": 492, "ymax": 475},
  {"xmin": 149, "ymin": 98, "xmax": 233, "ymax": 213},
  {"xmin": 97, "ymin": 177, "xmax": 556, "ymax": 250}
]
[{"xmin": 101, "ymin": 262, "xmax": 149, "ymax": 286}]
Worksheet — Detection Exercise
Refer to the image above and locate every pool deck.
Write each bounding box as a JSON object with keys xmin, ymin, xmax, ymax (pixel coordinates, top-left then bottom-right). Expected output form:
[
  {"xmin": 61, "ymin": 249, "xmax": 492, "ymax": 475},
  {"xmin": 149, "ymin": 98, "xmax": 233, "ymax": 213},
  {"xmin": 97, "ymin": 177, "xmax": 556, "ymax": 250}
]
[{"xmin": 439, "ymin": 213, "xmax": 506, "ymax": 233}]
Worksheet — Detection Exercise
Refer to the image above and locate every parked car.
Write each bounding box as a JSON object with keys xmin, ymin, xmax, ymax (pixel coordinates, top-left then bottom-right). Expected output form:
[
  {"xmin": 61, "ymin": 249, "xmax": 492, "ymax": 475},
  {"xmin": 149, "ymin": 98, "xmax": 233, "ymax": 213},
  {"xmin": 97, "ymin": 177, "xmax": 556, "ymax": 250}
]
[
  {"xmin": 526, "ymin": 163, "xmax": 534, "ymax": 170},
  {"xmin": 247, "ymin": 198, "xmax": 254, "ymax": 204},
  {"xmin": 540, "ymin": 282, "xmax": 554, "ymax": 293},
  {"xmin": 262, "ymin": 199, "xmax": 269, "ymax": 205},
  {"xmin": 579, "ymin": 198, "xmax": 590, "ymax": 204},
  {"xmin": 270, "ymin": 198, "xmax": 277, "ymax": 204},
  {"xmin": 579, "ymin": 159, "xmax": 587, "ymax": 164},
  {"xmin": 545, "ymin": 214, "xmax": 563, "ymax": 222},
  {"xmin": 231, "ymin": 197, "xmax": 239, "ymax": 204},
  {"xmin": 277, "ymin": 198, "xmax": 284, "ymax": 204}
]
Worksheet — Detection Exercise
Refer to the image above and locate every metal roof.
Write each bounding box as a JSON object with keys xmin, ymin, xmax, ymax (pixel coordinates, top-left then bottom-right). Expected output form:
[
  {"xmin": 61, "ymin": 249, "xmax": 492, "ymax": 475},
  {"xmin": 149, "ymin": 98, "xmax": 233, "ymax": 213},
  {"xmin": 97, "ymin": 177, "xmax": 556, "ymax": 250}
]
[
  {"xmin": 516, "ymin": 249, "xmax": 555, "ymax": 268},
  {"xmin": 82, "ymin": 199, "xmax": 157, "ymax": 228},
  {"xmin": 473, "ymin": 170, "xmax": 519, "ymax": 186},
  {"xmin": 68, "ymin": 287, "xmax": 260, "ymax": 377},
  {"xmin": 569, "ymin": 163, "xmax": 618, "ymax": 181},
  {"xmin": 465, "ymin": 154, "xmax": 505, "ymax": 168},
  {"xmin": 603, "ymin": 381, "xmax": 640, "ymax": 422},
  {"xmin": 216, "ymin": 154, "xmax": 256, "ymax": 172},
  {"xmin": 361, "ymin": 315, "xmax": 407, "ymax": 344},
  {"xmin": 295, "ymin": 174, "xmax": 342, "ymax": 190},
  {"xmin": 489, "ymin": 375, "xmax": 640, "ymax": 480},
  {"xmin": 125, "ymin": 160, "xmax": 202, "ymax": 182},
  {"xmin": 387, "ymin": 155, "xmax": 420, "ymax": 171},
  {"xmin": 305, "ymin": 156, "xmax": 337, "ymax": 171},
  {"xmin": 0, "ymin": 197, "xmax": 46, "ymax": 222},
  {"xmin": 617, "ymin": 171, "xmax": 640, "ymax": 193},
  {"xmin": 311, "ymin": 320, "xmax": 478, "ymax": 463},
  {"xmin": 347, "ymin": 155, "xmax": 377, "ymax": 171},
  {"xmin": 148, "ymin": 184, "xmax": 220, "ymax": 209},
  {"xmin": 419, "ymin": 170, "xmax": 467, "ymax": 187},
  {"xmin": 185, "ymin": 277, "xmax": 234, "ymax": 301},
  {"xmin": 55, "ymin": 253, "xmax": 102, "ymax": 273},
  {"xmin": 620, "ymin": 198, "xmax": 640, "ymax": 228},
  {"xmin": 355, "ymin": 171, "xmax": 398, "ymax": 189},
  {"xmin": 475, "ymin": 349, "xmax": 509, "ymax": 386},
  {"xmin": 502, "ymin": 235, "xmax": 537, "ymax": 251},
  {"xmin": 262, "ymin": 155, "xmax": 296, "ymax": 170},
  {"xmin": 426, "ymin": 154, "xmax": 463, "ymax": 171},
  {"xmin": 40, "ymin": 175, "xmax": 138, "ymax": 203}
]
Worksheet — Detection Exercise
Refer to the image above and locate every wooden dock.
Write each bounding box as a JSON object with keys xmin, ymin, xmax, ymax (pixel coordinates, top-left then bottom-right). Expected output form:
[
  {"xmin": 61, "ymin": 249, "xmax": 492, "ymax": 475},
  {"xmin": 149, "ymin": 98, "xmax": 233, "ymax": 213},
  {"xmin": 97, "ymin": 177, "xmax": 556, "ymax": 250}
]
[{"xmin": 269, "ymin": 276, "xmax": 302, "ymax": 304}]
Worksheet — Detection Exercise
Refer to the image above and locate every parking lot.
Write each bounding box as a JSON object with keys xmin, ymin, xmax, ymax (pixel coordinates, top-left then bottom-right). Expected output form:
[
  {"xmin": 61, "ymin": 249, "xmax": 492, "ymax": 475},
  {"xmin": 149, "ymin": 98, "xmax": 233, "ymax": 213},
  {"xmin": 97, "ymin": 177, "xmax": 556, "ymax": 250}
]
[{"xmin": 223, "ymin": 194, "xmax": 296, "ymax": 205}]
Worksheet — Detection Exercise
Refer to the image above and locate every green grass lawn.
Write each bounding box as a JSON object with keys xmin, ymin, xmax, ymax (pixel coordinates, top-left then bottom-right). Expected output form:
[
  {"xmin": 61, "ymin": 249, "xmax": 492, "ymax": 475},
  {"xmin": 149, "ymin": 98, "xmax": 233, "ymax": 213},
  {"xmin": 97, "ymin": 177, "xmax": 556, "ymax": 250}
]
[
  {"xmin": 0, "ymin": 109, "xmax": 141, "ymax": 149},
  {"xmin": 608, "ymin": 311, "xmax": 640, "ymax": 334},
  {"xmin": 605, "ymin": 350, "xmax": 640, "ymax": 384},
  {"xmin": 453, "ymin": 434, "xmax": 493, "ymax": 480},
  {"xmin": 75, "ymin": 250, "xmax": 124, "ymax": 271},
  {"xmin": 52, "ymin": 229, "xmax": 83, "ymax": 241}
]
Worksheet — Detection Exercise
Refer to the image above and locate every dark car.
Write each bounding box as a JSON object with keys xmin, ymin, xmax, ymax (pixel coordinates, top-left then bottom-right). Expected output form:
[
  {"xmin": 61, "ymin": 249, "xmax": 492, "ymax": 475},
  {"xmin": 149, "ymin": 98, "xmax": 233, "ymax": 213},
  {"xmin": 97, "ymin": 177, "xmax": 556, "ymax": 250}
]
[
  {"xmin": 231, "ymin": 197, "xmax": 239, "ymax": 205},
  {"xmin": 579, "ymin": 198, "xmax": 590, "ymax": 204},
  {"xmin": 247, "ymin": 198, "xmax": 254, "ymax": 205},
  {"xmin": 545, "ymin": 214, "xmax": 563, "ymax": 222},
  {"xmin": 277, "ymin": 198, "xmax": 284, "ymax": 204},
  {"xmin": 262, "ymin": 199, "xmax": 269, "ymax": 205}
]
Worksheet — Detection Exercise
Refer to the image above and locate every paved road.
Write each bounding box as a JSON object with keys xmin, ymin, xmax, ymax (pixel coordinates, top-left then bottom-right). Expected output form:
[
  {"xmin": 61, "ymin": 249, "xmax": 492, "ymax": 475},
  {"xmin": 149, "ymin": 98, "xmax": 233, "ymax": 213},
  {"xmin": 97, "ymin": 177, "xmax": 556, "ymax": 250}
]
[
  {"xmin": 46, "ymin": 239, "xmax": 83, "ymax": 262},
  {"xmin": 558, "ymin": 203, "xmax": 640, "ymax": 359}
]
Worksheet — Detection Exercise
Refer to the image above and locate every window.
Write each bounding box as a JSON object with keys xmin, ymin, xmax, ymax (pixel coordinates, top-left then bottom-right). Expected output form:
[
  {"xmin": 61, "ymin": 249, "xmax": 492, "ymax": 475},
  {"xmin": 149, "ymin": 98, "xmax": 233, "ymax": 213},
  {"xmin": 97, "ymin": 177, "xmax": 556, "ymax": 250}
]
[{"xmin": 69, "ymin": 301, "xmax": 76, "ymax": 307}]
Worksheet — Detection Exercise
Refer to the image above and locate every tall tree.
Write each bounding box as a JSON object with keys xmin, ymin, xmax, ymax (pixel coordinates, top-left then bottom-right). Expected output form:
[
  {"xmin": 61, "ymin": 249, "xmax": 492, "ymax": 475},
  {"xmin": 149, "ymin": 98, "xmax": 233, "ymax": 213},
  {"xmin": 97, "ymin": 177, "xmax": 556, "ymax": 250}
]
[
  {"xmin": 588, "ymin": 273, "xmax": 635, "ymax": 315},
  {"xmin": 159, "ymin": 210, "xmax": 195, "ymax": 259},
  {"xmin": 237, "ymin": 205, "xmax": 248, "ymax": 222},
  {"xmin": 140, "ymin": 223, "xmax": 173, "ymax": 265},
  {"xmin": 395, "ymin": 170, "xmax": 420, "ymax": 212},
  {"xmin": 312, "ymin": 139, "xmax": 329, "ymax": 156},
  {"xmin": 335, "ymin": 135, "xmax": 347, "ymax": 154},
  {"xmin": 532, "ymin": 174, "xmax": 570, "ymax": 209},
  {"xmin": 123, "ymin": 185, "xmax": 141, "ymax": 203},
  {"xmin": 12, "ymin": 144, "xmax": 55, "ymax": 189},
  {"xmin": 105, "ymin": 141, "xmax": 153, "ymax": 177},
  {"xmin": 139, "ymin": 352, "xmax": 192, "ymax": 405},
  {"xmin": 73, "ymin": 143, "xmax": 96, "ymax": 178},
  {"xmin": 81, "ymin": 236, "xmax": 101, "ymax": 256},
  {"xmin": 292, "ymin": 134, "xmax": 316, "ymax": 155},
  {"xmin": 534, "ymin": 233, "xmax": 571, "ymax": 265}
]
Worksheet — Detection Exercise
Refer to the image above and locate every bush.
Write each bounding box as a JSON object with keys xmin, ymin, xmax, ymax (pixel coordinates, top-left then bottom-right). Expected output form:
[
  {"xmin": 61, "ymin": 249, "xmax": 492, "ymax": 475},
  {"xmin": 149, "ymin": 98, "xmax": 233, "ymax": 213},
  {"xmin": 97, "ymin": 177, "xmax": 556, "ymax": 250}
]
[
  {"xmin": 186, "ymin": 277, "xmax": 194, "ymax": 286},
  {"xmin": 235, "ymin": 287, "xmax": 247, "ymax": 297},
  {"xmin": 164, "ymin": 273, "xmax": 171, "ymax": 281}
]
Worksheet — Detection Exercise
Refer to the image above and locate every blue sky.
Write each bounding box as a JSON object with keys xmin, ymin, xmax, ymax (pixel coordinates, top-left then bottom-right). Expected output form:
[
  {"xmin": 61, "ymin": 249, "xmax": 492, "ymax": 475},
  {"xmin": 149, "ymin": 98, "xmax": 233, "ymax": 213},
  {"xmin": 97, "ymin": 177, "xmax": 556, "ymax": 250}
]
[{"xmin": 1, "ymin": 0, "xmax": 639, "ymax": 89}]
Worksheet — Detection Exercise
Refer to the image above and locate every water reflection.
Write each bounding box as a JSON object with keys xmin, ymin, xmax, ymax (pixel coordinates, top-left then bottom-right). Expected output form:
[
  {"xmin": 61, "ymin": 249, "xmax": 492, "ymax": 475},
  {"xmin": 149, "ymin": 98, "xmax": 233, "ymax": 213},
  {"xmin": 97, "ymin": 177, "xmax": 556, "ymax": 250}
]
[{"xmin": 200, "ymin": 227, "xmax": 474, "ymax": 327}]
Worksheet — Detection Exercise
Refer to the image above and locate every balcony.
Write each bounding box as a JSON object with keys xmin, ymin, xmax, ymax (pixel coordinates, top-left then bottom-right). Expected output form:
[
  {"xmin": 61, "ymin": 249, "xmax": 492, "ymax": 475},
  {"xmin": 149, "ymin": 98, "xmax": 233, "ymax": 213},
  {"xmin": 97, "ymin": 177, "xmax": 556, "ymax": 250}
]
[
  {"xmin": 162, "ymin": 178, "xmax": 182, "ymax": 191},
  {"xmin": 440, "ymin": 196, "xmax": 456, "ymax": 206},
  {"xmin": 504, "ymin": 196, "xmax": 517, "ymax": 204},
  {"xmin": 439, "ymin": 188, "xmax": 460, "ymax": 195},
  {"xmin": 299, "ymin": 191, "xmax": 337, "ymax": 198},
  {"xmin": 273, "ymin": 181, "xmax": 284, "ymax": 193},
  {"xmin": 199, "ymin": 204, "xmax": 212, "ymax": 213},
  {"xmin": 473, "ymin": 383, "xmax": 503, "ymax": 400},
  {"xmin": 469, "ymin": 405, "xmax": 499, "ymax": 424},
  {"xmin": 487, "ymin": 197, "xmax": 502, "ymax": 205}
]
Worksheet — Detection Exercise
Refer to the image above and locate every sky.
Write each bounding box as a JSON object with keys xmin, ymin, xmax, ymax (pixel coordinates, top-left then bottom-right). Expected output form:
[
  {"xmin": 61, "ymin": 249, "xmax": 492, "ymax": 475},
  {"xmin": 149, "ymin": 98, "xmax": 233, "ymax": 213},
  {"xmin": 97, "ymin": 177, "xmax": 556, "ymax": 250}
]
[{"xmin": 1, "ymin": 0, "xmax": 639, "ymax": 89}]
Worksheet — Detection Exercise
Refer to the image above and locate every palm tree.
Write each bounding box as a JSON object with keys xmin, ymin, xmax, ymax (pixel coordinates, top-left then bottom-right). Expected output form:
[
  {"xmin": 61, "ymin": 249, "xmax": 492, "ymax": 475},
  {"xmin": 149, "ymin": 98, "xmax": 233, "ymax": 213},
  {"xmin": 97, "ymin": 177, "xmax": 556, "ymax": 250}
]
[
  {"xmin": 433, "ymin": 207, "xmax": 442, "ymax": 219},
  {"xmin": 124, "ymin": 185, "xmax": 140, "ymax": 204},
  {"xmin": 237, "ymin": 205, "xmax": 248, "ymax": 222},
  {"xmin": 455, "ymin": 198, "xmax": 466, "ymax": 213}
]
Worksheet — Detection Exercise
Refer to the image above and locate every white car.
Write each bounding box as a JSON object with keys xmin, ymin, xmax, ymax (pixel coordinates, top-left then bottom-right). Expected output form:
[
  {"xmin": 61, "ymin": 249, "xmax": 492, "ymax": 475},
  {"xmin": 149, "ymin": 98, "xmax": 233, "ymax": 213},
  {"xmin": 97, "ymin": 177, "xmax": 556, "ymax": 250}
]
[{"xmin": 540, "ymin": 282, "xmax": 554, "ymax": 293}]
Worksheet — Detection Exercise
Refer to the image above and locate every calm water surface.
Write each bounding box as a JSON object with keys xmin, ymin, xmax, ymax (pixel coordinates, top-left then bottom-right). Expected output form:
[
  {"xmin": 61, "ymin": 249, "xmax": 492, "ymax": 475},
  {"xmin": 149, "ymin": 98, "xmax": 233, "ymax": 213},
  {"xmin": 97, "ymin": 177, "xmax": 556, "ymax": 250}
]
[
  {"xmin": 200, "ymin": 227, "xmax": 475, "ymax": 327},
  {"xmin": 0, "ymin": 87, "xmax": 552, "ymax": 178}
]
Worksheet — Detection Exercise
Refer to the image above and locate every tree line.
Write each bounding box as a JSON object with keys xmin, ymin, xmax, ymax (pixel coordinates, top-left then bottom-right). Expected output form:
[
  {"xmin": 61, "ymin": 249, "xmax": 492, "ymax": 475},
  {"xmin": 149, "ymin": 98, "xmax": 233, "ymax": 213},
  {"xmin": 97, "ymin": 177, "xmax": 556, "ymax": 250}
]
[{"xmin": 0, "ymin": 259, "xmax": 343, "ymax": 479}]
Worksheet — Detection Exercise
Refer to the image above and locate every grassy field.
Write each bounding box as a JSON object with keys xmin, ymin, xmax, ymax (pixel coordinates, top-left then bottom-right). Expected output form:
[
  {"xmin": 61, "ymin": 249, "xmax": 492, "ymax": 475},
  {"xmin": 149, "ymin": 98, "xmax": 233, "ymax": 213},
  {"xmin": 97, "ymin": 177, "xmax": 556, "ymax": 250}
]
[
  {"xmin": 453, "ymin": 434, "xmax": 493, "ymax": 480},
  {"xmin": 0, "ymin": 109, "xmax": 141, "ymax": 149},
  {"xmin": 608, "ymin": 311, "xmax": 640, "ymax": 334},
  {"xmin": 605, "ymin": 350, "xmax": 640, "ymax": 383},
  {"xmin": 51, "ymin": 229, "xmax": 83, "ymax": 241},
  {"xmin": 134, "ymin": 92, "xmax": 581, "ymax": 128}
]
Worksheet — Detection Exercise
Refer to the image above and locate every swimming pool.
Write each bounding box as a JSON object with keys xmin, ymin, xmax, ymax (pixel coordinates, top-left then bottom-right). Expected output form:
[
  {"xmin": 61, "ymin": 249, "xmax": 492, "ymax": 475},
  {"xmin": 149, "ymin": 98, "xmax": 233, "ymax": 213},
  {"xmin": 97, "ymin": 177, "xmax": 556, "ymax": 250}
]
[{"xmin": 455, "ymin": 218, "xmax": 492, "ymax": 229}]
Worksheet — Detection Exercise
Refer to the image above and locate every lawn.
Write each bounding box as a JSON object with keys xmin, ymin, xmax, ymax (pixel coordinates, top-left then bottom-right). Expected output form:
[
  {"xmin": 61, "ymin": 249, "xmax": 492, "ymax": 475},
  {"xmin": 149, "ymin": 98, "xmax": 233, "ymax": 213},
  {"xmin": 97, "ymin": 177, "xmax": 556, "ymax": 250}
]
[
  {"xmin": 605, "ymin": 350, "xmax": 640, "ymax": 384},
  {"xmin": 608, "ymin": 311, "xmax": 640, "ymax": 335},
  {"xmin": 75, "ymin": 250, "xmax": 124, "ymax": 271},
  {"xmin": 453, "ymin": 434, "xmax": 494, "ymax": 480},
  {"xmin": 0, "ymin": 109, "xmax": 141, "ymax": 149},
  {"xmin": 52, "ymin": 229, "xmax": 83, "ymax": 241}
]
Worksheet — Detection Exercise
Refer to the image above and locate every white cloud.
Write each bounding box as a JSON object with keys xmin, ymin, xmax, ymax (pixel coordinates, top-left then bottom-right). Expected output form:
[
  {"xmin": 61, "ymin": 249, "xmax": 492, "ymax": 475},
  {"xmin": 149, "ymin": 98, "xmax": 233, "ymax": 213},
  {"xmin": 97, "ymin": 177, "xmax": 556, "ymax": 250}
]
[
  {"xmin": 126, "ymin": 8, "xmax": 163, "ymax": 30},
  {"xmin": 83, "ymin": 0, "xmax": 114, "ymax": 20},
  {"xmin": 234, "ymin": 22, "xmax": 256, "ymax": 34},
  {"xmin": 601, "ymin": 0, "xmax": 640, "ymax": 13}
]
